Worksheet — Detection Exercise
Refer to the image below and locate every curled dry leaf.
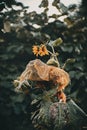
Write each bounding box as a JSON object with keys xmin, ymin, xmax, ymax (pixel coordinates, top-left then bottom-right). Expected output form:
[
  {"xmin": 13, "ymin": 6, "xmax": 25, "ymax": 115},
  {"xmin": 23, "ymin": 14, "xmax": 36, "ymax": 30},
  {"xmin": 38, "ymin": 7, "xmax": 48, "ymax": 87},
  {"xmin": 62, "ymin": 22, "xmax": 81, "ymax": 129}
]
[{"xmin": 17, "ymin": 59, "xmax": 70, "ymax": 93}]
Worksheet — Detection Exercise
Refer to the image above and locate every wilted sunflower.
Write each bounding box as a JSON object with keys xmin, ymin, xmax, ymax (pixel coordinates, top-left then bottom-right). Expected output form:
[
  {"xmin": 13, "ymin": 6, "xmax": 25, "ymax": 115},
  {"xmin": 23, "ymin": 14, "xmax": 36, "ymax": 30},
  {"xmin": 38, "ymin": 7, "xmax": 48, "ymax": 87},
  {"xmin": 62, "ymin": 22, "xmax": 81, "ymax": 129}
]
[
  {"xmin": 39, "ymin": 44, "xmax": 49, "ymax": 56},
  {"xmin": 32, "ymin": 45, "xmax": 39, "ymax": 56}
]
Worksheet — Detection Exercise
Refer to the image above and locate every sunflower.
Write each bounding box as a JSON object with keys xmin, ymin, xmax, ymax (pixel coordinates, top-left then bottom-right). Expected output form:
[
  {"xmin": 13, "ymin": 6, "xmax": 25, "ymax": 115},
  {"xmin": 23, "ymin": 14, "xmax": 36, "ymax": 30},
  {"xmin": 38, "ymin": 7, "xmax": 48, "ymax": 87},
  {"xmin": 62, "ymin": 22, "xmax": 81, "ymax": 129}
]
[
  {"xmin": 39, "ymin": 44, "xmax": 49, "ymax": 56},
  {"xmin": 32, "ymin": 45, "xmax": 39, "ymax": 56}
]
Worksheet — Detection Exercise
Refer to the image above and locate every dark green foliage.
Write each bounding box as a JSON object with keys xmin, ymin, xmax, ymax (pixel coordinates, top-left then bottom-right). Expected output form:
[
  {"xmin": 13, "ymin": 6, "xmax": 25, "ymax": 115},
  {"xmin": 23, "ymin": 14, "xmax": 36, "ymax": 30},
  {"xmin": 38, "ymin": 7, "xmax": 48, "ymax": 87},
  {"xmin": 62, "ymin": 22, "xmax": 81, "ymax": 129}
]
[
  {"xmin": 0, "ymin": 0, "xmax": 24, "ymax": 10},
  {"xmin": 0, "ymin": 0, "xmax": 87, "ymax": 130}
]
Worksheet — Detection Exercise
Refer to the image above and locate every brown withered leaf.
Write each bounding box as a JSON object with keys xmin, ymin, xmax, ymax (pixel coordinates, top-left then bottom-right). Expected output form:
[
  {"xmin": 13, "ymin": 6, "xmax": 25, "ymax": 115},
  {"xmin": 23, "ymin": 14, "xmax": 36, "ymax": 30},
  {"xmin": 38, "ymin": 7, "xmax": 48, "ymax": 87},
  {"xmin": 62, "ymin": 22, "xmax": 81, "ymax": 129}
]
[{"xmin": 18, "ymin": 59, "xmax": 70, "ymax": 92}]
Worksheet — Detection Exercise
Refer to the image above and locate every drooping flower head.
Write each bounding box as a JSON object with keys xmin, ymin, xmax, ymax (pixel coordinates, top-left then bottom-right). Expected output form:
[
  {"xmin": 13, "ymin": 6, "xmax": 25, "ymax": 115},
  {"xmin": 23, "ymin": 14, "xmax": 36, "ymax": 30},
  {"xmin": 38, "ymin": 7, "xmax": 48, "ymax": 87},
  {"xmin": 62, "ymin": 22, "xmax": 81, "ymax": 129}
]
[{"xmin": 32, "ymin": 44, "xmax": 49, "ymax": 57}]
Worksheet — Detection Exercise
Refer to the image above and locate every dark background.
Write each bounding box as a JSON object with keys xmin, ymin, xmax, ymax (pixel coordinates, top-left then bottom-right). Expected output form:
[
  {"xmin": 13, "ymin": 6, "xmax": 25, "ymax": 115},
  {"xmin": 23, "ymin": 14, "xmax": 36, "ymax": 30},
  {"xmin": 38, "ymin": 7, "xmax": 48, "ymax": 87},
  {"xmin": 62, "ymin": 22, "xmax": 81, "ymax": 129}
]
[{"xmin": 0, "ymin": 0, "xmax": 87, "ymax": 130}]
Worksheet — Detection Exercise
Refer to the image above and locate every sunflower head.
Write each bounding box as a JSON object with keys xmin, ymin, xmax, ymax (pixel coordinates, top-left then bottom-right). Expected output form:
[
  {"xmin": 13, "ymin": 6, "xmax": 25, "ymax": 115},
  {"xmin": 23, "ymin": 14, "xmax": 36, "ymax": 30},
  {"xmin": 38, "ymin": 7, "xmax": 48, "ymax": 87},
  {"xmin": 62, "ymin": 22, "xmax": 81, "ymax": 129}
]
[{"xmin": 32, "ymin": 44, "xmax": 49, "ymax": 57}]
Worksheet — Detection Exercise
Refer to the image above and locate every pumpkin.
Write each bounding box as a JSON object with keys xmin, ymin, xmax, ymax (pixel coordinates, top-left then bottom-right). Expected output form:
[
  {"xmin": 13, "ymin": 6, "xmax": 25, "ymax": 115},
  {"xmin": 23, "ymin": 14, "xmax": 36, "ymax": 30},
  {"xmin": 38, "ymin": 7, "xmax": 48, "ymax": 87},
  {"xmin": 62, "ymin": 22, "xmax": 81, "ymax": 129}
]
[{"xmin": 31, "ymin": 89, "xmax": 86, "ymax": 130}]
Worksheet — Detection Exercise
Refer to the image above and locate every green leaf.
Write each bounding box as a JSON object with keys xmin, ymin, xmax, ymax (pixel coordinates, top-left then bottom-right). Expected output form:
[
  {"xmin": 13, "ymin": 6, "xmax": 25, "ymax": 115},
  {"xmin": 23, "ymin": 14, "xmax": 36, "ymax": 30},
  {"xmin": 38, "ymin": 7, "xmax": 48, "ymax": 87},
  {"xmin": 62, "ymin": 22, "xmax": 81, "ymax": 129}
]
[
  {"xmin": 59, "ymin": 3, "xmax": 68, "ymax": 14},
  {"xmin": 10, "ymin": 94, "xmax": 25, "ymax": 103},
  {"xmin": 64, "ymin": 17, "xmax": 74, "ymax": 27},
  {"xmin": 4, "ymin": 21, "xmax": 11, "ymax": 32},
  {"xmin": 39, "ymin": 0, "xmax": 48, "ymax": 8},
  {"xmin": 48, "ymin": 38, "xmax": 63, "ymax": 47},
  {"xmin": 60, "ymin": 45, "xmax": 73, "ymax": 52}
]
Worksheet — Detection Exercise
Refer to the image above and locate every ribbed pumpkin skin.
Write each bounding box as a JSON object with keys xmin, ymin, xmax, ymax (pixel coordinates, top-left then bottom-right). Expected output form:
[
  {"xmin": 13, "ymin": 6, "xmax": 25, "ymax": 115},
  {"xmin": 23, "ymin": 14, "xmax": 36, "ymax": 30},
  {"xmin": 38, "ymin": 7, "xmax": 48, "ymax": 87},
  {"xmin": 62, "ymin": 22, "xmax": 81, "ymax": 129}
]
[{"xmin": 31, "ymin": 99, "xmax": 86, "ymax": 130}]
